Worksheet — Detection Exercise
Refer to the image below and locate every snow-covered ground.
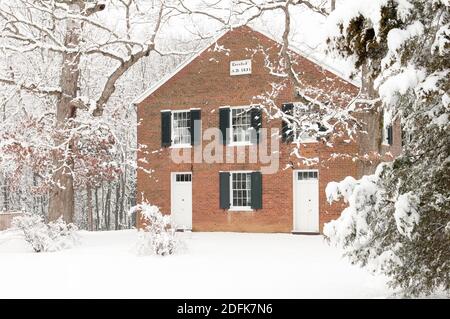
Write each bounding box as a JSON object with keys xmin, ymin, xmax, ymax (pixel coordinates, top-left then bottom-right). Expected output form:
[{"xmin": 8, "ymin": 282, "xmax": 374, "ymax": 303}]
[{"xmin": 0, "ymin": 230, "xmax": 392, "ymax": 298}]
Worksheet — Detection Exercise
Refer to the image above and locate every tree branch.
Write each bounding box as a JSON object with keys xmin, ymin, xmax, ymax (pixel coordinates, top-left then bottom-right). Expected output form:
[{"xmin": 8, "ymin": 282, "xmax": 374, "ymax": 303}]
[
  {"xmin": 0, "ymin": 78, "xmax": 61, "ymax": 96},
  {"xmin": 93, "ymin": 2, "xmax": 165, "ymax": 116}
]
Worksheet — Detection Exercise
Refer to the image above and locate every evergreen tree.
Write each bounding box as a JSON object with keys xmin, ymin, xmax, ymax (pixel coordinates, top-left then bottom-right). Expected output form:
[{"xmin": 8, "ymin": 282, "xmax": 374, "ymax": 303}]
[{"xmin": 324, "ymin": 0, "xmax": 449, "ymax": 296}]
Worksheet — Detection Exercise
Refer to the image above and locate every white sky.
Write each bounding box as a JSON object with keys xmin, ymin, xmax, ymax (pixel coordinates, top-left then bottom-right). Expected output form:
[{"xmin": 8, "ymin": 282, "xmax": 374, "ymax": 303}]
[{"xmin": 95, "ymin": 0, "xmax": 357, "ymax": 80}]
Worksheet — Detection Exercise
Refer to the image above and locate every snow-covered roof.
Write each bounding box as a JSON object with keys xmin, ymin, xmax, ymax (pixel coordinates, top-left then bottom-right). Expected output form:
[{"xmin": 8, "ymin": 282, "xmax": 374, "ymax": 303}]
[{"xmin": 132, "ymin": 26, "xmax": 360, "ymax": 105}]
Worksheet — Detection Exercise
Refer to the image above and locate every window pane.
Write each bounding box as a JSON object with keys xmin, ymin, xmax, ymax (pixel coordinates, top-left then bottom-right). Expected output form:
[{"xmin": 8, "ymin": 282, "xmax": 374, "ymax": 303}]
[
  {"xmin": 231, "ymin": 108, "xmax": 251, "ymax": 143},
  {"xmin": 231, "ymin": 172, "xmax": 252, "ymax": 208},
  {"xmin": 172, "ymin": 111, "xmax": 191, "ymax": 145}
]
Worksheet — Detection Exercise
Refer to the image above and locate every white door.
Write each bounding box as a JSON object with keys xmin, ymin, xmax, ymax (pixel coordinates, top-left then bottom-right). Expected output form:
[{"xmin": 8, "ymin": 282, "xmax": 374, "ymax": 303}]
[
  {"xmin": 294, "ymin": 170, "xmax": 319, "ymax": 233},
  {"xmin": 171, "ymin": 172, "xmax": 192, "ymax": 230}
]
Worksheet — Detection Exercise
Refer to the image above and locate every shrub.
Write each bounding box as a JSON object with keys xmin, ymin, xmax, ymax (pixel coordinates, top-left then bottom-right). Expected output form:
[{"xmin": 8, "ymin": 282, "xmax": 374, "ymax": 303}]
[
  {"xmin": 12, "ymin": 213, "xmax": 78, "ymax": 252},
  {"xmin": 130, "ymin": 203, "xmax": 182, "ymax": 256}
]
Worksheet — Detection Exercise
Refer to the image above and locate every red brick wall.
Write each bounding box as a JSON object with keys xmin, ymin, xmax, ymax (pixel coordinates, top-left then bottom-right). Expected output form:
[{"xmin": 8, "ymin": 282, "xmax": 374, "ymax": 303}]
[{"xmin": 136, "ymin": 26, "xmax": 362, "ymax": 233}]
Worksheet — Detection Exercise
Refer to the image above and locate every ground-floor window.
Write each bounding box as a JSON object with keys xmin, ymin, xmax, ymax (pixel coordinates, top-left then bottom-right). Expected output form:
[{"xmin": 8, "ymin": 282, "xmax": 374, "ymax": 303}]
[
  {"xmin": 219, "ymin": 171, "xmax": 262, "ymax": 211},
  {"xmin": 231, "ymin": 172, "xmax": 252, "ymax": 209}
]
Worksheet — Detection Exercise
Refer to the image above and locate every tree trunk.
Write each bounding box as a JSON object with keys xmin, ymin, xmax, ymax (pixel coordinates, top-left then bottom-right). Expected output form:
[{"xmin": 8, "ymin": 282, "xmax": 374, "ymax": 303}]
[
  {"xmin": 119, "ymin": 173, "xmax": 126, "ymax": 229},
  {"xmin": 102, "ymin": 182, "xmax": 106, "ymax": 229},
  {"xmin": 2, "ymin": 178, "xmax": 8, "ymax": 212},
  {"xmin": 114, "ymin": 182, "xmax": 120, "ymax": 230},
  {"xmin": 87, "ymin": 186, "xmax": 93, "ymax": 231},
  {"xmin": 355, "ymin": 62, "xmax": 383, "ymax": 176},
  {"xmin": 104, "ymin": 183, "xmax": 112, "ymax": 230},
  {"xmin": 331, "ymin": 0, "xmax": 336, "ymax": 11},
  {"xmin": 48, "ymin": 4, "xmax": 82, "ymax": 223},
  {"xmin": 95, "ymin": 187, "xmax": 100, "ymax": 230}
]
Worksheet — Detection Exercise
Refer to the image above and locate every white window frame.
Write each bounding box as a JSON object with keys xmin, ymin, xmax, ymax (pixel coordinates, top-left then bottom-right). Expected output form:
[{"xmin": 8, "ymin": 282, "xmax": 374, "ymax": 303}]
[
  {"xmin": 229, "ymin": 170, "xmax": 253, "ymax": 211},
  {"xmin": 229, "ymin": 105, "xmax": 254, "ymax": 146},
  {"xmin": 171, "ymin": 109, "xmax": 192, "ymax": 148}
]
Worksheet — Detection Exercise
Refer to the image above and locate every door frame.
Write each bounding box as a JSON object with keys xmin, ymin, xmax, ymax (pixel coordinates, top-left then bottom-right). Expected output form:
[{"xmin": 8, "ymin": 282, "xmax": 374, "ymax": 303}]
[
  {"xmin": 292, "ymin": 169, "xmax": 320, "ymax": 234},
  {"xmin": 170, "ymin": 171, "xmax": 193, "ymax": 230}
]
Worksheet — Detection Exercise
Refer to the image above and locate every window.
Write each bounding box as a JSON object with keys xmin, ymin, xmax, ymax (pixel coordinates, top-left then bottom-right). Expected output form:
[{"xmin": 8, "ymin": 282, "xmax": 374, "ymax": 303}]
[
  {"xmin": 382, "ymin": 112, "xmax": 393, "ymax": 145},
  {"xmin": 401, "ymin": 128, "xmax": 411, "ymax": 146},
  {"xmin": 292, "ymin": 103, "xmax": 319, "ymax": 143},
  {"xmin": 231, "ymin": 172, "xmax": 252, "ymax": 209},
  {"xmin": 172, "ymin": 111, "xmax": 191, "ymax": 145},
  {"xmin": 175, "ymin": 173, "xmax": 191, "ymax": 182},
  {"xmin": 297, "ymin": 171, "xmax": 318, "ymax": 180},
  {"xmin": 231, "ymin": 107, "xmax": 252, "ymax": 144},
  {"xmin": 220, "ymin": 171, "xmax": 262, "ymax": 210},
  {"xmin": 282, "ymin": 102, "xmax": 320, "ymax": 143},
  {"xmin": 383, "ymin": 124, "xmax": 393, "ymax": 145}
]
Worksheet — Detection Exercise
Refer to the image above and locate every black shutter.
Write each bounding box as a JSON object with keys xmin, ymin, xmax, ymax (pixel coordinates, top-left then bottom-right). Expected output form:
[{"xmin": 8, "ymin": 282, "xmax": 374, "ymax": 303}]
[
  {"xmin": 219, "ymin": 172, "xmax": 230, "ymax": 209},
  {"xmin": 387, "ymin": 125, "xmax": 393, "ymax": 145},
  {"xmin": 251, "ymin": 171, "xmax": 262, "ymax": 210},
  {"xmin": 281, "ymin": 103, "xmax": 294, "ymax": 143},
  {"xmin": 161, "ymin": 111, "xmax": 171, "ymax": 147},
  {"xmin": 219, "ymin": 108, "xmax": 230, "ymax": 145},
  {"xmin": 251, "ymin": 107, "xmax": 262, "ymax": 144},
  {"xmin": 190, "ymin": 109, "xmax": 201, "ymax": 146},
  {"xmin": 317, "ymin": 122, "xmax": 327, "ymax": 132}
]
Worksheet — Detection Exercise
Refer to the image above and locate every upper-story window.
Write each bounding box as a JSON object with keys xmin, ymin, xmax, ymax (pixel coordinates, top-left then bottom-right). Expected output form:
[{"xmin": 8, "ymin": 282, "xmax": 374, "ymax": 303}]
[
  {"xmin": 231, "ymin": 107, "xmax": 252, "ymax": 144},
  {"xmin": 293, "ymin": 103, "xmax": 317, "ymax": 143},
  {"xmin": 281, "ymin": 102, "xmax": 323, "ymax": 143},
  {"xmin": 382, "ymin": 112, "xmax": 393, "ymax": 146},
  {"xmin": 172, "ymin": 110, "xmax": 191, "ymax": 146},
  {"xmin": 401, "ymin": 127, "xmax": 411, "ymax": 147},
  {"xmin": 383, "ymin": 124, "xmax": 393, "ymax": 145},
  {"xmin": 161, "ymin": 109, "xmax": 201, "ymax": 148},
  {"xmin": 218, "ymin": 105, "xmax": 261, "ymax": 146}
]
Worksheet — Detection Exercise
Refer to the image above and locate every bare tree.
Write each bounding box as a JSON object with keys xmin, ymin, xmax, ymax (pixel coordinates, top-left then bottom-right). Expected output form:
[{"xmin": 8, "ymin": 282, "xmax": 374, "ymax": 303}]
[{"xmin": 0, "ymin": 0, "xmax": 177, "ymax": 222}]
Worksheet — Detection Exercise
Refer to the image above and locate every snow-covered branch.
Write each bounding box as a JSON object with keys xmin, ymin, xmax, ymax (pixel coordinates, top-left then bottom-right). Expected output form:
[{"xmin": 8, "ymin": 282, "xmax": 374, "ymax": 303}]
[{"xmin": 0, "ymin": 77, "xmax": 61, "ymax": 96}]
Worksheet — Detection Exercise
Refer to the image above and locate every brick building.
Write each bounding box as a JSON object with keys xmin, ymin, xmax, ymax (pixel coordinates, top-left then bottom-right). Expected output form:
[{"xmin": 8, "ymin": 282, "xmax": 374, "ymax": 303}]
[{"xmin": 134, "ymin": 26, "xmax": 400, "ymax": 233}]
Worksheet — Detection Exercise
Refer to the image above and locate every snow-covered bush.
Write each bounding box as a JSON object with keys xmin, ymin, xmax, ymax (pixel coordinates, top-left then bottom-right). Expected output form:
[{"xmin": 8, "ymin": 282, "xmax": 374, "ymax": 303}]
[
  {"xmin": 130, "ymin": 203, "xmax": 182, "ymax": 256},
  {"xmin": 12, "ymin": 214, "xmax": 79, "ymax": 252}
]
